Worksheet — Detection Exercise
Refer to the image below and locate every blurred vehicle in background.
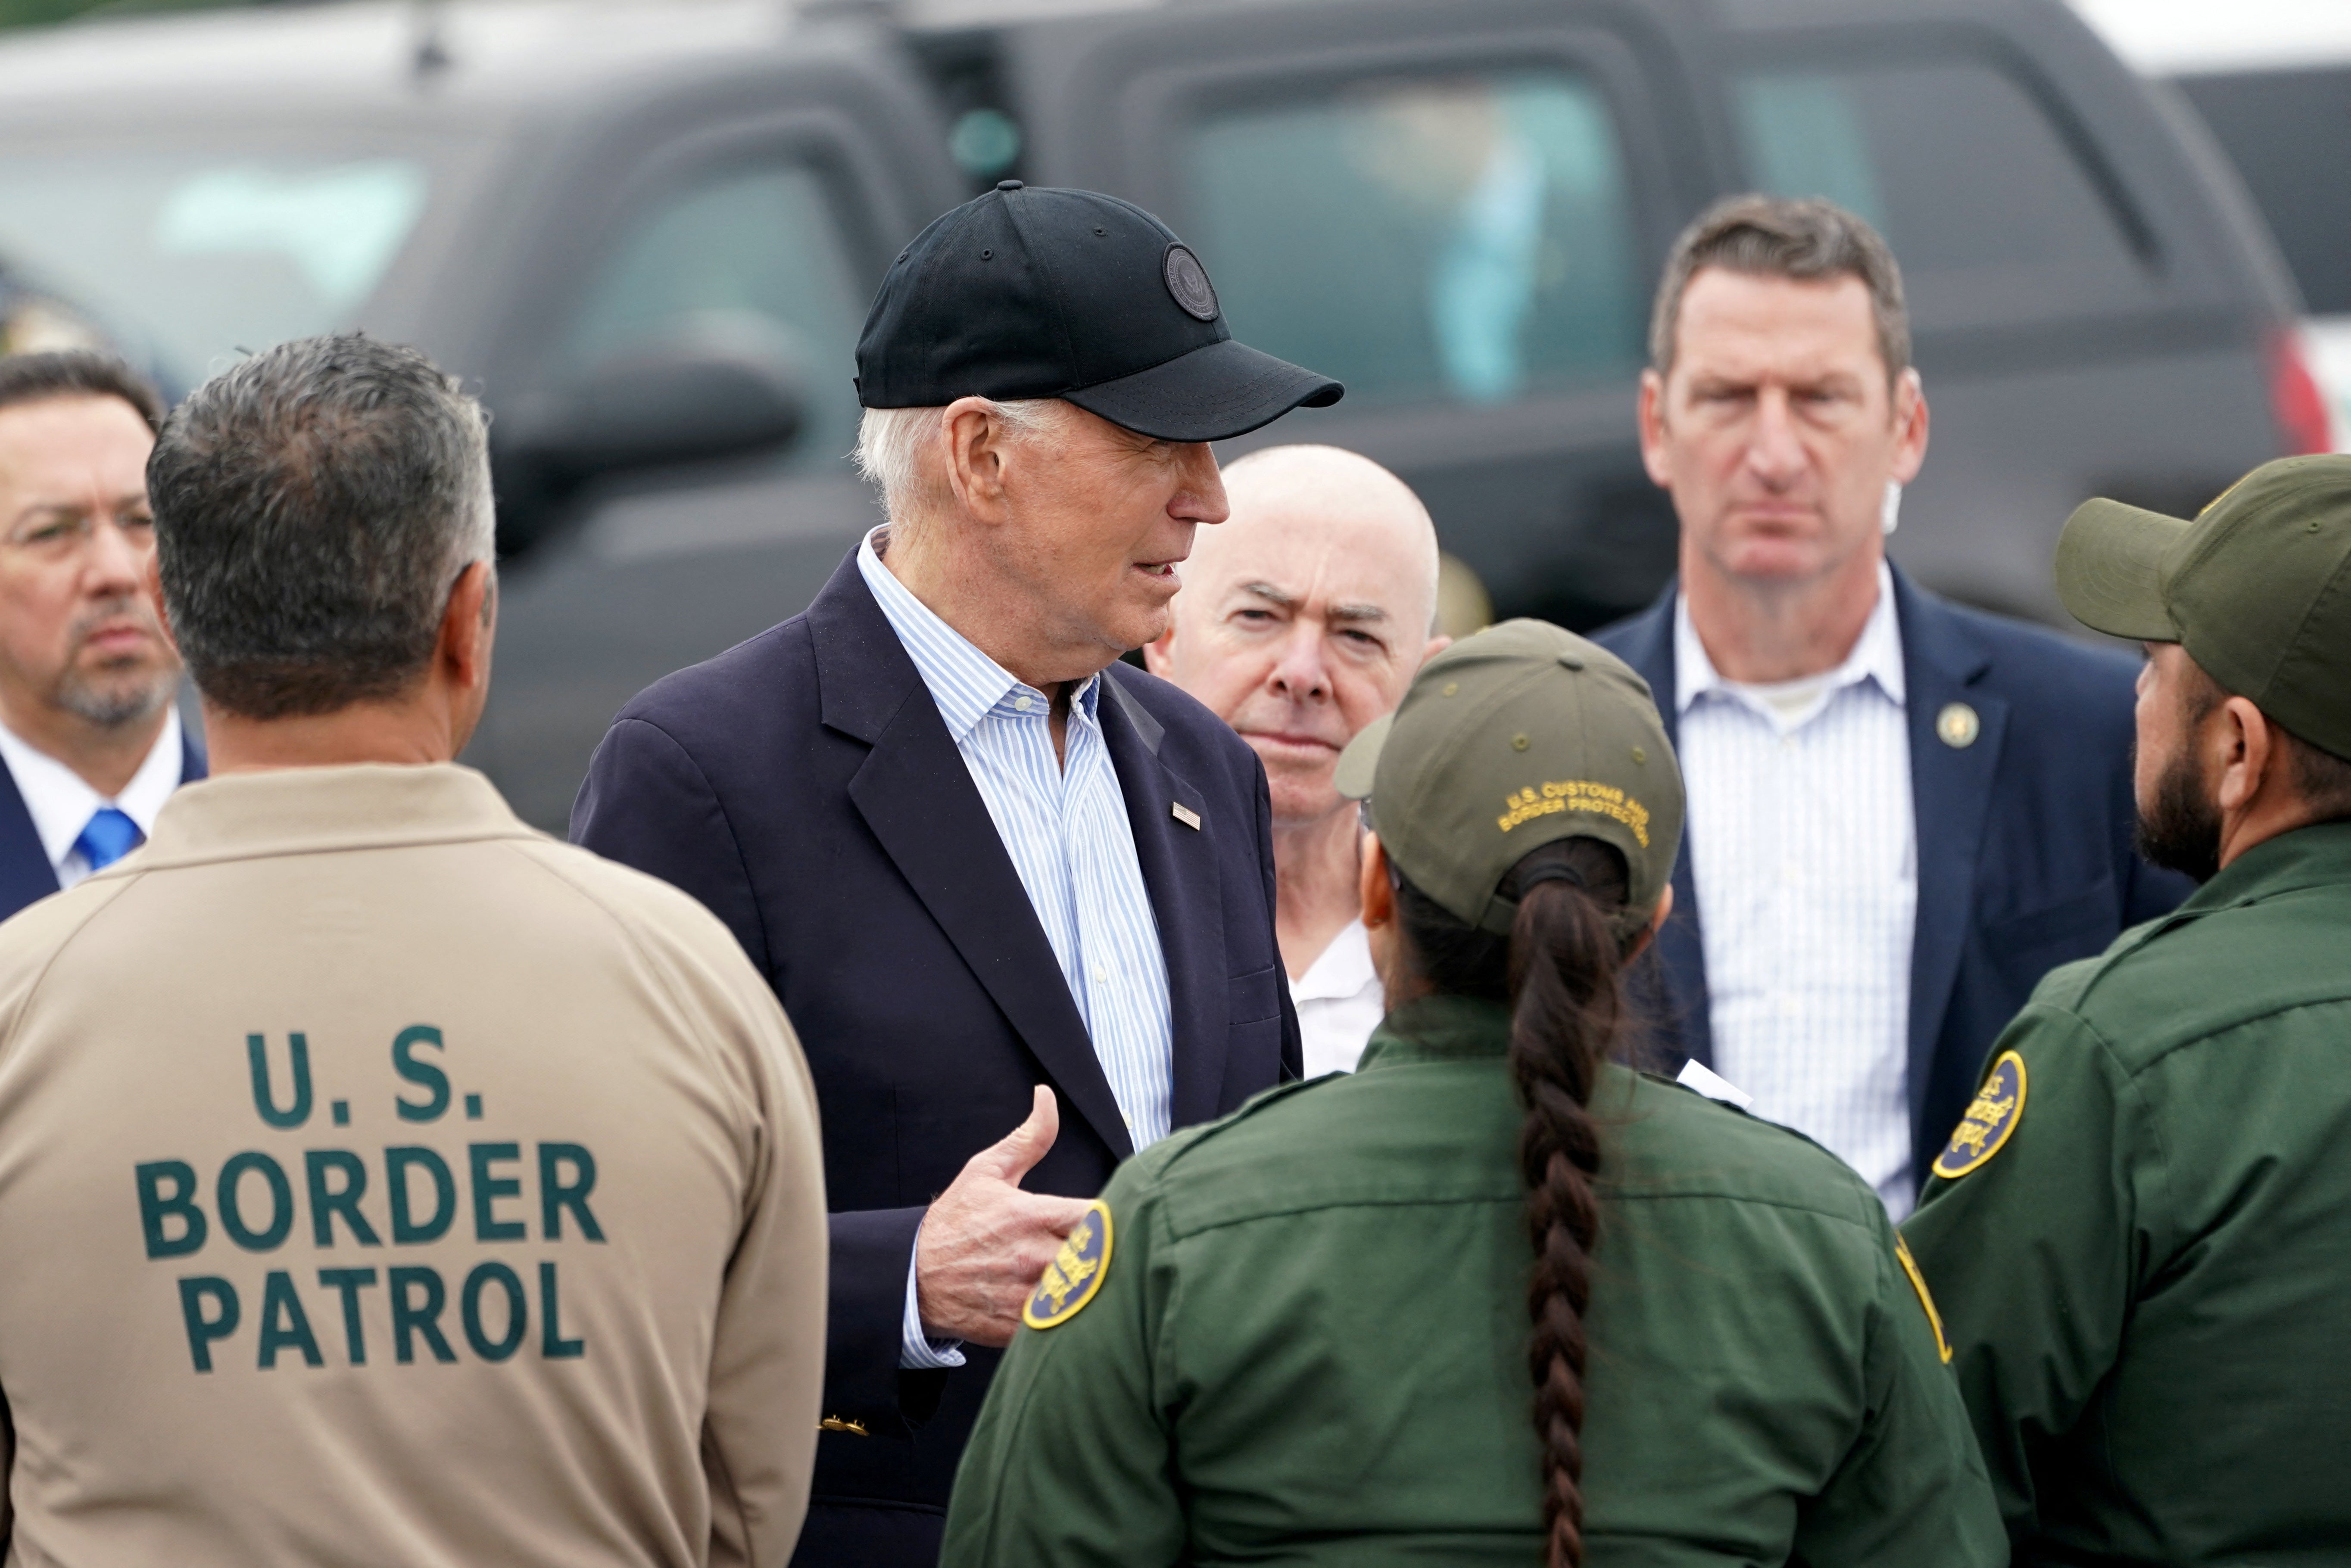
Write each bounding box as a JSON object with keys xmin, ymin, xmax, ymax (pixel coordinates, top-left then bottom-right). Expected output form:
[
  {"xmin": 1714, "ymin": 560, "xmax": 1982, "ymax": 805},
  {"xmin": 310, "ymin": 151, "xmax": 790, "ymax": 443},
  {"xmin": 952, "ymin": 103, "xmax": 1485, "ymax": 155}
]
[
  {"xmin": 0, "ymin": 0, "xmax": 2317, "ymax": 828},
  {"xmin": 2070, "ymin": 0, "xmax": 2351, "ymax": 451}
]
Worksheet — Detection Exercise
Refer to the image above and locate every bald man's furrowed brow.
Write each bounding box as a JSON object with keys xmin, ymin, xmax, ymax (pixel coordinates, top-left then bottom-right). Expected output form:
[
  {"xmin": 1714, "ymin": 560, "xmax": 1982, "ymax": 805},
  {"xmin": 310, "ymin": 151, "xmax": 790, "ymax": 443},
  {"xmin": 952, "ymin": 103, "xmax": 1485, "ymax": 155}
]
[{"xmin": 1236, "ymin": 582, "xmax": 1390, "ymax": 623}]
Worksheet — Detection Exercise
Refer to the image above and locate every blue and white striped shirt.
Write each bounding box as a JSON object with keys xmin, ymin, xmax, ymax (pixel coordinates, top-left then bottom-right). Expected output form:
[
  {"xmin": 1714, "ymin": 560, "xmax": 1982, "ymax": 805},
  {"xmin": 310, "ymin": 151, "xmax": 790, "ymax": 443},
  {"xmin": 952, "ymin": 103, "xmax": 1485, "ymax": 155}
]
[
  {"xmin": 1675, "ymin": 564, "xmax": 1920, "ymax": 1217},
  {"xmin": 858, "ymin": 528, "xmax": 1176, "ymax": 1366}
]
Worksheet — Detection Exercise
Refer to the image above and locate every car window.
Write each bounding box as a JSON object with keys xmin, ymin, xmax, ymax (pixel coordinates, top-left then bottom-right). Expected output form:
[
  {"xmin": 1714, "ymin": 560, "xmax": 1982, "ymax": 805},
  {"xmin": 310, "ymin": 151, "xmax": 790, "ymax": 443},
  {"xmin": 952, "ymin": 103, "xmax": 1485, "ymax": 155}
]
[
  {"xmin": 561, "ymin": 158, "xmax": 865, "ymax": 473},
  {"xmin": 2174, "ymin": 67, "xmax": 2351, "ymax": 317},
  {"xmin": 1180, "ymin": 68, "xmax": 1645, "ymax": 411},
  {"xmin": 1735, "ymin": 57, "xmax": 2155, "ymax": 326},
  {"xmin": 0, "ymin": 149, "xmax": 446, "ymax": 394}
]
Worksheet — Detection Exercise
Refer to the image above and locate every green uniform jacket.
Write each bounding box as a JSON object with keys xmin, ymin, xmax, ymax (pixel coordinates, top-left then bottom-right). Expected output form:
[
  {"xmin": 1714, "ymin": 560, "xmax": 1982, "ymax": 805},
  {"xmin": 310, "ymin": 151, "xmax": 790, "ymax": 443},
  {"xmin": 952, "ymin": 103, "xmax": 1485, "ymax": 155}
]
[
  {"xmin": 1904, "ymin": 821, "xmax": 2351, "ymax": 1565},
  {"xmin": 944, "ymin": 996, "xmax": 2002, "ymax": 1567}
]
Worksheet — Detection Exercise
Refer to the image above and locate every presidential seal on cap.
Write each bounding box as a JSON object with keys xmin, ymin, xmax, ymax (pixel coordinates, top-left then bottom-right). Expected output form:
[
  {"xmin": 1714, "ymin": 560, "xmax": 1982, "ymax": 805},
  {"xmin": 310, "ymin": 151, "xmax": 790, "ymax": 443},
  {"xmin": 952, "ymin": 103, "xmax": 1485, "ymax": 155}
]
[
  {"xmin": 854, "ymin": 182, "xmax": 1342, "ymax": 442},
  {"xmin": 2057, "ymin": 453, "xmax": 2351, "ymax": 759},
  {"xmin": 1335, "ymin": 619, "xmax": 1682, "ymax": 940}
]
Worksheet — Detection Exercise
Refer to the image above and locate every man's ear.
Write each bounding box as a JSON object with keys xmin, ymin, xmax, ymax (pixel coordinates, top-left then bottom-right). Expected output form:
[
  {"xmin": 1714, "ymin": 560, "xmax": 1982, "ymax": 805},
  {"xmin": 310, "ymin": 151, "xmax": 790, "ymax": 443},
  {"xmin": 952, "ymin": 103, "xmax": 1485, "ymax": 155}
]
[
  {"xmin": 940, "ymin": 397, "xmax": 1015, "ymax": 523},
  {"xmin": 1637, "ymin": 369, "xmax": 1673, "ymax": 489},
  {"xmin": 439, "ymin": 560, "xmax": 497, "ymax": 691},
  {"xmin": 1141, "ymin": 628, "xmax": 1176, "ymax": 678},
  {"xmin": 140, "ymin": 554, "xmax": 182, "ymax": 657},
  {"xmin": 2214, "ymin": 695, "xmax": 2277, "ymax": 815},
  {"xmin": 1890, "ymin": 367, "xmax": 1930, "ymax": 484}
]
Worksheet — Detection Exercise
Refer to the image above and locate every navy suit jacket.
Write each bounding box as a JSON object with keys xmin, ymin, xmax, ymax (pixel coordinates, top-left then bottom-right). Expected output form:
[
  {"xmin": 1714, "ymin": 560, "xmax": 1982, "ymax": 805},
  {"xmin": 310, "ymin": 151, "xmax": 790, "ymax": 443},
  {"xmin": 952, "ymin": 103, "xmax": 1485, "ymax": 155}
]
[
  {"xmin": 0, "ymin": 722, "xmax": 206, "ymax": 922},
  {"xmin": 571, "ymin": 552, "xmax": 1299, "ymax": 1562},
  {"xmin": 1593, "ymin": 568, "xmax": 2191, "ymax": 1192}
]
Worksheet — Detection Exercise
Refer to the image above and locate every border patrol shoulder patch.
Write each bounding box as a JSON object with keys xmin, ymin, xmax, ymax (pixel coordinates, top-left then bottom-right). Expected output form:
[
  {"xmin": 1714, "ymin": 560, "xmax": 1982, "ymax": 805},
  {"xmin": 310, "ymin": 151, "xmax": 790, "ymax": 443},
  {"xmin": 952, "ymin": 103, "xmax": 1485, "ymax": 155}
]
[
  {"xmin": 1932, "ymin": 1050, "xmax": 2027, "ymax": 1180},
  {"xmin": 1023, "ymin": 1199, "xmax": 1113, "ymax": 1330}
]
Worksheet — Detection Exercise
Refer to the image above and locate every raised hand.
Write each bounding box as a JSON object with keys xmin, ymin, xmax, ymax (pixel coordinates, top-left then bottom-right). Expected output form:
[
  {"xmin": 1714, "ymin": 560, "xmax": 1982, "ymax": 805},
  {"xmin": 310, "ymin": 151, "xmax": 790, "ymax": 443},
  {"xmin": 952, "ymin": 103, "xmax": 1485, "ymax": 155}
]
[{"xmin": 915, "ymin": 1086, "xmax": 1095, "ymax": 1347}]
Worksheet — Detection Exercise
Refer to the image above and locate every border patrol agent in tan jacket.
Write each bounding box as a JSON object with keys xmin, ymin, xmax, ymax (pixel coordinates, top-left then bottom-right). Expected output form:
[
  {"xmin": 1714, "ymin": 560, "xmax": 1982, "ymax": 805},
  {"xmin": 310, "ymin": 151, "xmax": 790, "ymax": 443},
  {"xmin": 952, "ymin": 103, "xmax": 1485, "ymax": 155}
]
[{"xmin": 0, "ymin": 336, "xmax": 828, "ymax": 1567}]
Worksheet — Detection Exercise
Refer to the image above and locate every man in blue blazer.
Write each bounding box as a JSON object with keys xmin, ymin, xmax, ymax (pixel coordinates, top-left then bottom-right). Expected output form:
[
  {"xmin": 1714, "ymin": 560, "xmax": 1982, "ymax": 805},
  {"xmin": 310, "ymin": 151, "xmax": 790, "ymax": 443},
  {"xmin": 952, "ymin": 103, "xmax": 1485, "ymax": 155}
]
[
  {"xmin": 1593, "ymin": 196, "xmax": 2189, "ymax": 1214},
  {"xmin": 0, "ymin": 352, "xmax": 203, "ymax": 922},
  {"xmin": 573, "ymin": 186, "xmax": 1341, "ymax": 1565}
]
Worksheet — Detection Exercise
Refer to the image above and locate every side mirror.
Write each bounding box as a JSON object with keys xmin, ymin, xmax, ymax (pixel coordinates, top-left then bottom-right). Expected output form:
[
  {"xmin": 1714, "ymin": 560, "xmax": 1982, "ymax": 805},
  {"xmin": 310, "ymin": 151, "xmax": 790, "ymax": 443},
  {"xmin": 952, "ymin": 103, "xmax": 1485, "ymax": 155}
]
[{"xmin": 491, "ymin": 317, "xmax": 806, "ymax": 555}]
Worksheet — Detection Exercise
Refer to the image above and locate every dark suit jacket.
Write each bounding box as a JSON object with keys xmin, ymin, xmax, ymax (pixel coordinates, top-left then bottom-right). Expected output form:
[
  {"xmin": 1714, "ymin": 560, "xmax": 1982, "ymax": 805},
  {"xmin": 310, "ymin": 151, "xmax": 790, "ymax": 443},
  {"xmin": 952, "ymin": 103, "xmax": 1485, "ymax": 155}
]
[
  {"xmin": 0, "ymin": 722, "xmax": 206, "ymax": 922},
  {"xmin": 571, "ymin": 552, "xmax": 1299, "ymax": 1564},
  {"xmin": 1593, "ymin": 567, "xmax": 2192, "ymax": 1192}
]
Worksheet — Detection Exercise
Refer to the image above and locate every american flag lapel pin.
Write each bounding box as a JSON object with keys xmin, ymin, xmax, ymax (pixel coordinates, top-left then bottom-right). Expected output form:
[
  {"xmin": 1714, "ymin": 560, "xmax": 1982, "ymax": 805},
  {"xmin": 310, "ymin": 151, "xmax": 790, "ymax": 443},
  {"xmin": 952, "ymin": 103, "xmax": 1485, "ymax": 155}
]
[{"xmin": 1171, "ymin": 802, "xmax": 1201, "ymax": 831}]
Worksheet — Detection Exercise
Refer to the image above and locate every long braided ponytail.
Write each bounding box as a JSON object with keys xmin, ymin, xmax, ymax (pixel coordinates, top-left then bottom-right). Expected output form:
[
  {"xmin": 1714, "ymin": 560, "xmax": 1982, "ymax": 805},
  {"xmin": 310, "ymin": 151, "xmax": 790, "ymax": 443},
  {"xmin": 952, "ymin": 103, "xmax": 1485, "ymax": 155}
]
[{"xmin": 1395, "ymin": 835, "xmax": 1634, "ymax": 1568}]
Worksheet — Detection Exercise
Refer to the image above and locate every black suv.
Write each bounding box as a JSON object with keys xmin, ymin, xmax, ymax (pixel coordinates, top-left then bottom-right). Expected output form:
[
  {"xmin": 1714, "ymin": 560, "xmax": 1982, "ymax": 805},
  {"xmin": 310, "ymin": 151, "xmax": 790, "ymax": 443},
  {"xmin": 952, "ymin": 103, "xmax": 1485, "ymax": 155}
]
[{"xmin": 0, "ymin": 0, "xmax": 2314, "ymax": 827}]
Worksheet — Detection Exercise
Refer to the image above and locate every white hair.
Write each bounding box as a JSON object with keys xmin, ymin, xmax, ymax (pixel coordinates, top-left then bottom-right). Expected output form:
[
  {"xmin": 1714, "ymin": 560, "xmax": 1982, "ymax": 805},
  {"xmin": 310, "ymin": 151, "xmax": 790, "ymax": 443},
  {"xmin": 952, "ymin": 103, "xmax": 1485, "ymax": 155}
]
[{"xmin": 853, "ymin": 398, "xmax": 1066, "ymax": 518}]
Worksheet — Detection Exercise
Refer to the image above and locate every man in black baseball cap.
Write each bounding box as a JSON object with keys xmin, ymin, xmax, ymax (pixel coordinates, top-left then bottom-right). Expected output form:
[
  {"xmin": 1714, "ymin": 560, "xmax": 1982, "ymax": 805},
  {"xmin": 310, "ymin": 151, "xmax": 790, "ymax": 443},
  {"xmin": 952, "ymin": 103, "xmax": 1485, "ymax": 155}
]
[{"xmin": 574, "ymin": 186, "xmax": 1334, "ymax": 1567}]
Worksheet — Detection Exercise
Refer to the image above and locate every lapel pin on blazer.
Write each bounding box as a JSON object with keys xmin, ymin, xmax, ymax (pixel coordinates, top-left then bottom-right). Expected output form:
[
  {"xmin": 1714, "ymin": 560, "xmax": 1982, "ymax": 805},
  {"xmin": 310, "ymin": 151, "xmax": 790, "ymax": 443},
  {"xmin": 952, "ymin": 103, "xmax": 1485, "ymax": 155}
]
[
  {"xmin": 1936, "ymin": 702, "xmax": 1981, "ymax": 749},
  {"xmin": 1171, "ymin": 802, "xmax": 1202, "ymax": 831}
]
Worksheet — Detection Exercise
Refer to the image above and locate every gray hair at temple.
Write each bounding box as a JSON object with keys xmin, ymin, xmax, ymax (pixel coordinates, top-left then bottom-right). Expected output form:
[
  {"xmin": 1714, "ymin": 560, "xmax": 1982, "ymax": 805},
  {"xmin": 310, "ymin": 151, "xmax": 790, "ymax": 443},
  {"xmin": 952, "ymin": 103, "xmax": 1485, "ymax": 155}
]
[
  {"xmin": 147, "ymin": 334, "xmax": 494, "ymax": 719},
  {"xmin": 1649, "ymin": 194, "xmax": 1911, "ymax": 384},
  {"xmin": 852, "ymin": 398, "xmax": 1069, "ymax": 520}
]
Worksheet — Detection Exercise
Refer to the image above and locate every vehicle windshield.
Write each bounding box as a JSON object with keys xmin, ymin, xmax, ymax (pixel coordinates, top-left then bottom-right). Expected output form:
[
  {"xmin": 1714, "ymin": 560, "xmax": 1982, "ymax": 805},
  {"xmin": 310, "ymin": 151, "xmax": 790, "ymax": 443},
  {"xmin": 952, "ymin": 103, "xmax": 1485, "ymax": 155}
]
[{"xmin": 0, "ymin": 142, "xmax": 459, "ymax": 394}]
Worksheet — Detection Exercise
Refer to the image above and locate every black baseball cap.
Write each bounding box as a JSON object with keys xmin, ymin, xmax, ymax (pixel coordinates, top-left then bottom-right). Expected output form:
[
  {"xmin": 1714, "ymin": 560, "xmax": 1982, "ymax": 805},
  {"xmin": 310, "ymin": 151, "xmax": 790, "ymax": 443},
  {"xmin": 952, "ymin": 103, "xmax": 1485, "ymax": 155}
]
[
  {"xmin": 1335, "ymin": 620, "xmax": 1684, "ymax": 942},
  {"xmin": 854, "ymin": 181, "xmax": 1343, "ymax": 442}
]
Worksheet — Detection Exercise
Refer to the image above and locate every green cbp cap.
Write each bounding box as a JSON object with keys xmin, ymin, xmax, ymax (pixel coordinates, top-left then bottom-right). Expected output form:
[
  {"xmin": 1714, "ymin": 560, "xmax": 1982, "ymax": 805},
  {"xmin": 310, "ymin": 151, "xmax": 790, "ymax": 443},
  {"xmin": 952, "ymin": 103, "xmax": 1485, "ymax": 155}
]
[
  {"xmin": 1335, "ymin": 619, "xmax": 1682, "ymax": 940},
  {"xmin": 2057, "ymin": 453, "xmax": 2351, "ymax": 759}
]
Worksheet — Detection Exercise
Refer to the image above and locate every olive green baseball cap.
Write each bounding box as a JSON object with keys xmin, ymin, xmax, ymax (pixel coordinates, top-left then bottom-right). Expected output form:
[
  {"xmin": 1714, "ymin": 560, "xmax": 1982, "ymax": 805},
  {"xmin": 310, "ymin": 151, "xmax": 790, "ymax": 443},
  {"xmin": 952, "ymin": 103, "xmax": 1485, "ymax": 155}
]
[
  {"xmin": 2056, "ymin": 453, "xmax": 2351, "ymax": 758},
  {"xmin": 1335, "ymin": 619, "xmax": 1682, "ymax": 939}
]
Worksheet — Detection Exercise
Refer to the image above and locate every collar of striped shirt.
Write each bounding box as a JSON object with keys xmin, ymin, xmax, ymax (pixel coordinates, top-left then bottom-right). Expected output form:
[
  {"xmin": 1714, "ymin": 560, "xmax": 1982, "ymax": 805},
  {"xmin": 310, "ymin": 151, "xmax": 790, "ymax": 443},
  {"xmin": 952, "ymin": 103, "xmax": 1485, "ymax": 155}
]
[
  {"xmin": 852, "ymin": 521, "xmax": 1176, "ymax": 1160},
  {"xmin": 856, "ymin": 525, "xmax": 1104, "ymax": 735},
  {"xmin": 1674, "ymin": 560, "xmax": 1905, "ymax": 726}
]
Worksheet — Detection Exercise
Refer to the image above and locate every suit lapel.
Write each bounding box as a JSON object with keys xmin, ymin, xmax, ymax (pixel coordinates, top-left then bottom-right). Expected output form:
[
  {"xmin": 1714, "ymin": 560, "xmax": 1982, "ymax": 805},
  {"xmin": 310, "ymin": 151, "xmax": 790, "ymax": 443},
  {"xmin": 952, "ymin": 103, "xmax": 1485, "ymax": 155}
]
[
  {"xmin": 1609, "ymin": 588, "xmax": 1716, "ymax": 1068},
  {"xmin": 1098, "ymin": 669, "xmax": 1225, "ymax": 1131},
  {"xmin": 811, "ymin": 554, "xmax": 1135, "ymax": 1161},
  {"xmin": 1893, "ymin": 569, "xmax": 2005, "ymax": 1135},
  {"xmin": 0, "ymin": 761, "xmax": 59, "ymax": 921}
]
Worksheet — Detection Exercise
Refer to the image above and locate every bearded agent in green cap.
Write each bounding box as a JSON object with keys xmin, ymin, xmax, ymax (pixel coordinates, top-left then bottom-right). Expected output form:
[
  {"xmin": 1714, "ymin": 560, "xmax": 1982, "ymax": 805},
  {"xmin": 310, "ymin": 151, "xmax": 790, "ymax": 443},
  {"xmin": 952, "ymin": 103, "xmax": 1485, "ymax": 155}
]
[
  {"xmin": 1904, "ymin": 453, "xmax": 2351, "ymax": 1565},
  {"xmin": 942, "ymin": 620, "xmax": 2002, "ymax": 1568}
]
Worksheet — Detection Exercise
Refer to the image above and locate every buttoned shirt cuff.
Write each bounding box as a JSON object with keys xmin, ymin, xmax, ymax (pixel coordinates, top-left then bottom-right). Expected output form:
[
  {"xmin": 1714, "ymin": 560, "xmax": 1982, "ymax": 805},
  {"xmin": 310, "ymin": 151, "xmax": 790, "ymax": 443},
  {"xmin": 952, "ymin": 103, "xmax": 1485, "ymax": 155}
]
[{"xmin": 899, "ymin": 1222, "xmax": 966, "ymax": 1370}]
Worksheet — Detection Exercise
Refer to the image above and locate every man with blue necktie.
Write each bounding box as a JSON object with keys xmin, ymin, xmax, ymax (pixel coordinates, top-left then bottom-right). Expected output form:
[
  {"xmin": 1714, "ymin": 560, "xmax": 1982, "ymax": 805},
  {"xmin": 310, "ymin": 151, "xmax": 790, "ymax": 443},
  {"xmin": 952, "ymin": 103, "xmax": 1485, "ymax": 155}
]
[{"xmin": 0, "ymin": 352, "xmax": 203, "ymax": 915}]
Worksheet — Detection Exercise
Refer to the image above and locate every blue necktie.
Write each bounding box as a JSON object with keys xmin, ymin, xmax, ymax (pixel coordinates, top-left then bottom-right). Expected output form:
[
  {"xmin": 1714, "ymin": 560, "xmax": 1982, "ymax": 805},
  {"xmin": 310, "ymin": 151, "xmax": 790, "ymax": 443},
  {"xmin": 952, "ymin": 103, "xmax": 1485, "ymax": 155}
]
[{"xmin": 74, "ymin": 806, "xmax": 142, "ymax": 871}]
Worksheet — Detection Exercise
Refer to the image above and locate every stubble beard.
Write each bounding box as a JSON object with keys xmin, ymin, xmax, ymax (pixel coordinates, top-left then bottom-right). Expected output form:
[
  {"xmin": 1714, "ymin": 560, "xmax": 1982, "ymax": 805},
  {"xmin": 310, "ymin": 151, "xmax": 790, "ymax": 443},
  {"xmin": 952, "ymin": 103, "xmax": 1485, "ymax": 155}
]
[{"xmin": 51, "ymin": 598, "xmax": 178, "ymax": 731}]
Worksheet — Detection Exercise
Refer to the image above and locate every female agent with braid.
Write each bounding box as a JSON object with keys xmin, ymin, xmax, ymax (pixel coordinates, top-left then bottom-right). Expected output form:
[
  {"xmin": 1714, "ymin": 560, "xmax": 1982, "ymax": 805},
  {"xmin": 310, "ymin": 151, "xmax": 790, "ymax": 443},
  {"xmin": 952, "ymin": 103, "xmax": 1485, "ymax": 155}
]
[{"xmin": 942, "ymin": 620, "xmax": 2003, "ymax": 1568}]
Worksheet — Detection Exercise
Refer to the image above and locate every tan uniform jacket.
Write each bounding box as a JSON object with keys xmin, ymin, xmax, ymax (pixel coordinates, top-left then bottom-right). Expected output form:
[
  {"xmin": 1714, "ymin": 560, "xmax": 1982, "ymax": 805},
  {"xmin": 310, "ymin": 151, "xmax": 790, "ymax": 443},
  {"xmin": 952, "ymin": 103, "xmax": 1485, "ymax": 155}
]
[{"xmin": 0, "ymin": 765, "xmax": 826, "ymax": 1567}]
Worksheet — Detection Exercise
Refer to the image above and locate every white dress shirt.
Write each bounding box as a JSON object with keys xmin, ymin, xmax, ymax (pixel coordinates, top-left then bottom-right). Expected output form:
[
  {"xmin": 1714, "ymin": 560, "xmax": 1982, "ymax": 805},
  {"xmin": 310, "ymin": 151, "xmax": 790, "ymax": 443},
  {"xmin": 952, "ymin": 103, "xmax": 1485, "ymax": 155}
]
[
  {"xmin": 1675, "ymin": 565, "xmax": 1920, "ymax": 1216},
  {"xmin": 858, "ymin": 529, "xmax": 1176, "ymax": 1367},
  {"xmin": 1288, "ymin": 918, "xmax": 1384, "ymax": 1076},
  {"xmin": 0, "ymin": 705, "xmax": 184, "ymax": 890}
]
